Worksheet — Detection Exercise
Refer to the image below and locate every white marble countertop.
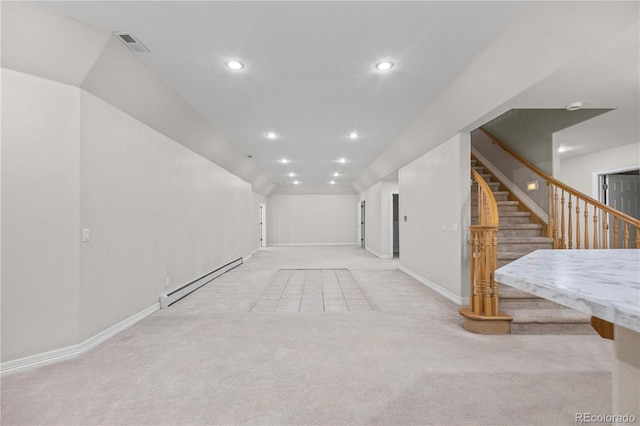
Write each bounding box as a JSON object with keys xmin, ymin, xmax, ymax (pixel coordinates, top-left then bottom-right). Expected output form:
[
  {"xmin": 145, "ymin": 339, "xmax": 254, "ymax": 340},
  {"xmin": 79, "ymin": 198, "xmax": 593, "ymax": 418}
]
[{"xmin": 494, "ymin": 249, "xmax": 640, "ymax": 332}]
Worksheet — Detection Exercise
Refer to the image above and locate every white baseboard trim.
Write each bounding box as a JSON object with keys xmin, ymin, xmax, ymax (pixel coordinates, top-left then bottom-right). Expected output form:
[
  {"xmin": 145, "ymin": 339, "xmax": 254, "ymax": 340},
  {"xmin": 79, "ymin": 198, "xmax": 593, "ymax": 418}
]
[
  {"xmin": 243, "ymin": 248, "xmax": 259, "ymax": 262},
  {"xmin": 399, "ymin": 265, "xmax": 468, "ymax": 306},
  {"xmin": 269, "ymin": 243, "xmax": 359, "ymax": 246},
  {"xmin": 365, "ymin": 247, "xmax": 393, "ymax": 259},
  {"xmin": 0, "ymin": 303, "xmax": 159, "ymax": 377}
]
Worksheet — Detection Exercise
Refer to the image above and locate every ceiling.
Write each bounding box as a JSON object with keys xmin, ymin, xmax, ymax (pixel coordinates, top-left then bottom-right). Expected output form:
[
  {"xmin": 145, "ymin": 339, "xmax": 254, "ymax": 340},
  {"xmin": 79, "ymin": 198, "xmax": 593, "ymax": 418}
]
[
  {"xmin": 505, "ymin": 20, "xmax": 639, "ymax": 160},
  {"xmin": 38, "ymin": 1, "xmax": 532, "ymax": 188}
]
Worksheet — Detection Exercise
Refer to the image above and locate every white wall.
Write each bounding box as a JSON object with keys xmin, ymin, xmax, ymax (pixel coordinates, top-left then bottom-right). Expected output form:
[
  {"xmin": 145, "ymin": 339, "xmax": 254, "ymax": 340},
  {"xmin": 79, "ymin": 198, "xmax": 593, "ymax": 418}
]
[
  {"xmin": 1, "ymin": 69, "xmax": 81, "ymax": 360},
  {"xmin": 380, "ymin": 181, "xmax": 399, "ymax": 258},
  {"xmin": 267, "ymin": 194, "xmax": 358, "ymax": 245},
  {"xmin": 2, "ymin": 5, "xmax": 265, "ymax": 361},
  {"xmin": 361, "ymin": 183, "xmax": 382, "ymax": 254},
  {"xmin": 399, "ymin": 133, "xmax": 471, "ymax": 304},
  {"xmin": 78, "ymin": 92, "xmax": 261, "ymax": 340},
  {"xmin": 1, "ymin": 68, "xmax": 264, "ymax": 361},
  {"xmin": 360, "ymin": 181, "xmax": 398, "ymax": 258},
  {"xmin": 557, "ymin": 141, "xmax": 640, "ymax": 198},
  {"xmin": 472, "ymin": 129, "xmax": 548, "ymax": 211}
]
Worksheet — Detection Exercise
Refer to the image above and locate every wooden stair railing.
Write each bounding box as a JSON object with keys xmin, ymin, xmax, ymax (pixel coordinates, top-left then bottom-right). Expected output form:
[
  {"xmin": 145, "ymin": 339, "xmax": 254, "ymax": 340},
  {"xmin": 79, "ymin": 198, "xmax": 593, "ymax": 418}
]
[
  {"xmin": 479, "ymin": 128, "xmax": 640, "ymax": 250},
  {"xmin": 459, "ymin": 168, "xmax": 512, "ymax": 334},
  {"xmin": 476, "ymin": 128, "xmax": 639, "ymax": 338},
  {"xmin": 470, "ymin": 168, "xmax": 500, "ymax": 315}
]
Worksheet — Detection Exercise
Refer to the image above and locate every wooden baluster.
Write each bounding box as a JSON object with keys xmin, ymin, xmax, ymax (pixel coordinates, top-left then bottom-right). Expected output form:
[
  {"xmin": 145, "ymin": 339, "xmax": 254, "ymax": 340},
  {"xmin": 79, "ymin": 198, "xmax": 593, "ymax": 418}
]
[
  {"xmin": 472, "ymin": 232, "xmax": 480, "ymax": 313},
  {"xmin": 477, "ymin": 232, "xmax": 484, "ymax": 314},
  {"xmin": 567, "ymin": 195, "xmax": 573, "ymax": 249},
  {"xmin": 491, "ymin": 230, "xmax": 499, "ymax": 316},
  {"xmin": 554, "ymin": 186, "xmax": 560, "ymax": 248},
  {"xmin": 547, "ymin": 182, "xmax": 554, "ymax": 238},
  {"xmin": 560, "ymin": 190, "xmax": 566, "ymax": 249},
  {"xmin": 613, "ymin": 216, "xmax": 619, "ymax": 249},
  {"xmin": 624, "ymin": 222, "xmax": 629, "ymax": 249},
  {"xmin": 584, "ymin": 201, "xmax": 589, "ymax": 249},
  {"xmin": 485, "ymin": 194, "xmax": 490, "ymax": 226},
  {"xmin": 576, "ymin": 202, "xmax": 581, "ymax": 249},
  {"xmin": 476, "ymin": 189, "xmax": 481, "ymax": 224},
  {"xmin": 636, "ymin": 226, "xmax": 640, "ymax": 249},
  {"xmin": 602, "ymin": 213, "xmax": 608, "ymax": 249},
  {"xmin": 593, "ymin": 208, "xmax": 599, "ymax": 249},
  {"xmin": 483, "ymin": 231, "xmax": 492, "ymax": 316}
]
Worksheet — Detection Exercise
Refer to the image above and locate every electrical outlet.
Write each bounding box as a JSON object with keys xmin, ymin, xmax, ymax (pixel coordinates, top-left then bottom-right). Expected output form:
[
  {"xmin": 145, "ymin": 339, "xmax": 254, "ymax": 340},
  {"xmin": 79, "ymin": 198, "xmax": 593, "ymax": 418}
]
[{"xmin": 165, "ymin": 277, "xmax": 170, "ymax": 287}]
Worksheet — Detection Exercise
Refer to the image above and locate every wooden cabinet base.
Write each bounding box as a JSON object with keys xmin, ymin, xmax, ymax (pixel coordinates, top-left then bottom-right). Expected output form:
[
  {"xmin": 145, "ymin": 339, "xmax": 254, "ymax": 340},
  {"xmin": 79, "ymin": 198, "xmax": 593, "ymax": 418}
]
[{"xmin": 590, "ymin": 316, "xmax": 614, "ymax": 340}]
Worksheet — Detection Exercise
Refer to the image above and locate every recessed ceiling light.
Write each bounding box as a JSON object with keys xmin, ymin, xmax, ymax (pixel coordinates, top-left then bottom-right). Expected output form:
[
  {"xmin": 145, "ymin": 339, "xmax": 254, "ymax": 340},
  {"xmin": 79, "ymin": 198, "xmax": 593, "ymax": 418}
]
[
  {"xmin": 293, "ymin": 180, "xmax": 299, "ymax": 185},
  {"xmin": 266, "ymin": 132, "xmax": 278, "ymax": 140},
  {"xmin": 376, "ymin": 61, "xmax": 394, "ymax": 71},
  {"xmin": 330, "ymin": 180, "xmax": 336, "ymax": 185},
  {"xmin": 226, "ymin": 60, "xmax": 244, "ymax": 70},
  {"xmin": 558, "ymin": 146, "xmax": 568, "ymax": 153},
  {"xmin": 333, "ymin": 172, "xmax": 339, "ymax": 177},
  {"xmin": 288, "ymin": 172, "xmax": 295, "ymax": 177},
  {"xmin": 337, "ymin": 158, "xmax": 347, "ymax": 164},
  {"xmin": 349, "ymin": 132, "xmax": 359, "ymax": 140},
  {"xmin": 280, "ymin": 158, "xmax": 290, "ymax": 164}
]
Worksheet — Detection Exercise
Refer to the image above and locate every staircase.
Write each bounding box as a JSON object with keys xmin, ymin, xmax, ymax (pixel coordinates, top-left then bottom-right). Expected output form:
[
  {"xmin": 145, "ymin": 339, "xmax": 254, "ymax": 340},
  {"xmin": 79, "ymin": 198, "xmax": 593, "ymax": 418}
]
[{"xmin": 471, "ymin": 158, "xmax": 594, "ymax": 335}]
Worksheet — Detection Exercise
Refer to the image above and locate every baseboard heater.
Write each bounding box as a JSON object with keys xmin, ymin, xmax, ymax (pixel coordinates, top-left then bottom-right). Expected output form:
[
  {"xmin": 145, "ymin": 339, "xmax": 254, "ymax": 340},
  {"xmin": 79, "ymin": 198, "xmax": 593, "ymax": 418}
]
[{"xmin": 159, "ymin": 257, "xmax": 243, "ymax": 309}]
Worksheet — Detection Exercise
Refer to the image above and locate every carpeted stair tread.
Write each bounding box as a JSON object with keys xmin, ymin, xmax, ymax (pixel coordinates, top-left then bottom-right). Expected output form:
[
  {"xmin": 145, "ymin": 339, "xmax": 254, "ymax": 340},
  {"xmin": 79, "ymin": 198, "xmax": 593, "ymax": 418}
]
[
  {"xmin": 504, "ymin": 308, "xmax": 592, "ymax": 324},
  {"xmin": 499, "ymin": 223, "xmax": 543, "ymax": 230},
  {"xmin": 497, "ymin": 251, "xmax": 525, "ymax": 259},
  {"xmin": 471, "ymin": 155, "xmax": 591, "ymax": 335},
  {"xmin": 498, "ymin": 236, "xmax": 554, "ymax": 244},
  {"xmin": 497, "ymin": 211, "xmax": 530, "ymax": 217},
  {"xmin": 498, "ymin": 284, "xmax": 537, "ymax": 299}
]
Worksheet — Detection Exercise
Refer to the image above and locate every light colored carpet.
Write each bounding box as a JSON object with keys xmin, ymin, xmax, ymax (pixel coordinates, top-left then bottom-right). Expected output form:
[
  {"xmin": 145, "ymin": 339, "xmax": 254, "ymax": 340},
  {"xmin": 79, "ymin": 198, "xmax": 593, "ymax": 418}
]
[{"xmin": 1, "ymin": 246, "xmax": 613, "ymax": 425}]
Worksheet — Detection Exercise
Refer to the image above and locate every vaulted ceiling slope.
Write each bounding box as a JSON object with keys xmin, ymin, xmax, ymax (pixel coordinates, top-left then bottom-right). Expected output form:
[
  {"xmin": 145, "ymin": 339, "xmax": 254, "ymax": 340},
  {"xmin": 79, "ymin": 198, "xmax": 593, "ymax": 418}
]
[
  {"xmin": 2, "ymin": 2, "xmax": 275, "ymax": 194},
  {"xmin": 11, "ymin": 1, "xmax": 640, "ymax": 195},
  {"xmin": 30, "ymin": 0, "xmax": 530, "ymax": 193},
  {"xmin": 352, "ymin": 1, "xmax": 639, "ymax": 192}
]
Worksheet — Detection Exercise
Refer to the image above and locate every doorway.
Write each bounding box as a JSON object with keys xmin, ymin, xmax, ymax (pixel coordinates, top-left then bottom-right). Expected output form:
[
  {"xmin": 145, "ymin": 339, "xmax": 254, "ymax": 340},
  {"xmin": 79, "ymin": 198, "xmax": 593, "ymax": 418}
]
[
  {"xmin": 392, "ymin": 193, "xmax": 399, "ymax": 257},
  {"xmin": 259, "ymin": 202, "xmax": 266, "ymax": 248},
  {"xmin": 599, "ymin": 169, "xmax": 639, "ymax": 248},
  {"xmin": 360, "ymin": 201, "xmax": 366, "ymax": 248}
]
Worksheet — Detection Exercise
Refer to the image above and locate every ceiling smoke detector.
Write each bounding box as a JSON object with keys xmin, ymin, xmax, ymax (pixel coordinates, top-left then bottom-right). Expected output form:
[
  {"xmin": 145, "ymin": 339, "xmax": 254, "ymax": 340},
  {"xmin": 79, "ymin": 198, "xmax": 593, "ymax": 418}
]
[{"xmin": 114, "ymin": 32, "xmax": 150, "ymax": 53}]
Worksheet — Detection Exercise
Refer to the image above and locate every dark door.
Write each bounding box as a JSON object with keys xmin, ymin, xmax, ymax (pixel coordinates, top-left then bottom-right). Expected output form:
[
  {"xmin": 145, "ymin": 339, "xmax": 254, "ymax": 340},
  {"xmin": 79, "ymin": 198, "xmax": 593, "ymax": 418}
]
[{"xmin": 606, "ymin": 172, "xmax": 639, "ymax": 248}]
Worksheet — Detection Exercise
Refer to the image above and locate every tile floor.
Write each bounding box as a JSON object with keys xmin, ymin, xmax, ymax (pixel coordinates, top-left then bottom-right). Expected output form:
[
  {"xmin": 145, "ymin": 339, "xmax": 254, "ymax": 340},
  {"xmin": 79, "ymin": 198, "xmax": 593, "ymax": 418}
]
[{"xmin": 250, "ymin": 269, "xmax": 373, "ymax": 312}]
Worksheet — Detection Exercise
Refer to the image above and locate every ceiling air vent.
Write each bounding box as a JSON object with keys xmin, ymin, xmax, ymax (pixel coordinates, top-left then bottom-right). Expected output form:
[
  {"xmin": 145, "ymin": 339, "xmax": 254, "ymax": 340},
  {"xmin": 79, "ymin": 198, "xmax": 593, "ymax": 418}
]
[{"xmin": 114, "ymin": 32, "xmax": 150, "ymax": 53}]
